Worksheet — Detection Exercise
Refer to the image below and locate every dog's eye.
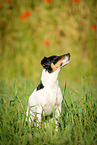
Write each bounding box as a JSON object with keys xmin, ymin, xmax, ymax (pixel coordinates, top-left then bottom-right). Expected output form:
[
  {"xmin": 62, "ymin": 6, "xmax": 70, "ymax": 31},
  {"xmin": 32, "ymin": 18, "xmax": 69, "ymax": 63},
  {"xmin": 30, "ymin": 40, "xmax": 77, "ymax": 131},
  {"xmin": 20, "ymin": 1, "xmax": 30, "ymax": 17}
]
[{"xmin": 54, "ymin": 57, "xmax": 57, "ymax": 60}]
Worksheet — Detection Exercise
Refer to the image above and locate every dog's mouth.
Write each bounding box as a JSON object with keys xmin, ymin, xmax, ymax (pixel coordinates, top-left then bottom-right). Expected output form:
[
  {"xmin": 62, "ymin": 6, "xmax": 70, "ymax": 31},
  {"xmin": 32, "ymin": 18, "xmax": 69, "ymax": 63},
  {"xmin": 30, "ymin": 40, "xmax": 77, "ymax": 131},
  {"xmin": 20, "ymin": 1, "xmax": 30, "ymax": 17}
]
[
  {"xmin": 50, "ymin": 53, "xmax": 71, "ymax": 72},
  {"xmin": 60, "ymin": 53, "xmax": 71, "ymax": 67}
]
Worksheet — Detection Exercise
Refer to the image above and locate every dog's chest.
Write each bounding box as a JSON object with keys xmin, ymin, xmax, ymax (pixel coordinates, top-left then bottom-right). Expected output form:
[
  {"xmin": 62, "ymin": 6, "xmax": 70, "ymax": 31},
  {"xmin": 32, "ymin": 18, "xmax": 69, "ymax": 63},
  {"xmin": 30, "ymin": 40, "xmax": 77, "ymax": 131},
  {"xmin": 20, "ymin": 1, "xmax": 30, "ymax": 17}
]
[
  {"xmin": 37, "ymin": 85, "xmax": 58, "ymax": 103},
  {"xmin": 29, "ymin": 72, "xmax": 62, "ymax": 115},
  {"xmin": 36, "ymin": 84, "xmax": 62, "ymax": 114},
  {"xmin": 45, "ymin": 87, "xmax": 58, "ymax": 104}
]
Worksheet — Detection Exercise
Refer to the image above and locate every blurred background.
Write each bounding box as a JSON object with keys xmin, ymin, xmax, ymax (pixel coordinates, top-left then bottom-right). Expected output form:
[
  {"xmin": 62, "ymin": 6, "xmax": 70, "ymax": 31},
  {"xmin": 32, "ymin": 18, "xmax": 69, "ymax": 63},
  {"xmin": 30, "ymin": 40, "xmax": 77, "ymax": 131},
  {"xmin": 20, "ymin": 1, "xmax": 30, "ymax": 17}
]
[{"xmin": 0, "ymin": 0, "xmax": 97, "ymax": 91}]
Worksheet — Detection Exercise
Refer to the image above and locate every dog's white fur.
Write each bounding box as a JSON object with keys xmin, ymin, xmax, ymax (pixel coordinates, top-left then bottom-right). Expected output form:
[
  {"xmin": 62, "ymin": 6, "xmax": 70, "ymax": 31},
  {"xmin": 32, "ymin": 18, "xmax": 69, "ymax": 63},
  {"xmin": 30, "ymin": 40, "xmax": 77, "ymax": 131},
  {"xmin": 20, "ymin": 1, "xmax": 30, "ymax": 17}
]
[{"xmin": 26, "ymin": 68, "xmax": 62, "ymax": 123}]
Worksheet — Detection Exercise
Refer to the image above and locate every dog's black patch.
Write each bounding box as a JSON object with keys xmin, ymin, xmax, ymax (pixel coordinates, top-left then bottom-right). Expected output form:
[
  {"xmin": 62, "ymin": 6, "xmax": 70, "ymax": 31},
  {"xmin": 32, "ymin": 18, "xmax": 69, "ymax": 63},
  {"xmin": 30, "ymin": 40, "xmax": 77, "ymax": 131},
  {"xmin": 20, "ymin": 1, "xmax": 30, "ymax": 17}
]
[
  {"xmin": 37, "ymin": 81, "xmax": 44, "ymax": 91},
  {"xmin": 49, "ymin": 55, "xmax": 61, "ymax": 65},
  {"xmin": 41, "ymin": 56, "xmax": 61, "ymax": 73},
  {"xmin": 41, "ymin": 57, "xmax": 53, "ymax": 73}
]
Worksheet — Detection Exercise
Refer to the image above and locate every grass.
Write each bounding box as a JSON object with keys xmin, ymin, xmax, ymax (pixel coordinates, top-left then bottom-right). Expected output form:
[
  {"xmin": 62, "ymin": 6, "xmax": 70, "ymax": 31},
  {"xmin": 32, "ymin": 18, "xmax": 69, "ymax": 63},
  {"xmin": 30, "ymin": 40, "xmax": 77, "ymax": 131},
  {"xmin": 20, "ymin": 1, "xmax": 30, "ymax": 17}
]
[{"xmin": 0, "ymin": 76, "xmax": 97, "ymax": 145}]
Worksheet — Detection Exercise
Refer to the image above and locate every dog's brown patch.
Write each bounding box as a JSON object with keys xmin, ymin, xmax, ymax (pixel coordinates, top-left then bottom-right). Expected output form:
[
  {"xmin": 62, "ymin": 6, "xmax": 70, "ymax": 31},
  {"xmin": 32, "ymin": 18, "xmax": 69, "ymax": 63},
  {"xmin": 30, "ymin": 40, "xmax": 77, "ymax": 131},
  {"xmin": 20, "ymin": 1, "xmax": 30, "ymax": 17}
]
[{"xmin": 51, "ymin": 56, "xmax": 64, "ymax": 72}]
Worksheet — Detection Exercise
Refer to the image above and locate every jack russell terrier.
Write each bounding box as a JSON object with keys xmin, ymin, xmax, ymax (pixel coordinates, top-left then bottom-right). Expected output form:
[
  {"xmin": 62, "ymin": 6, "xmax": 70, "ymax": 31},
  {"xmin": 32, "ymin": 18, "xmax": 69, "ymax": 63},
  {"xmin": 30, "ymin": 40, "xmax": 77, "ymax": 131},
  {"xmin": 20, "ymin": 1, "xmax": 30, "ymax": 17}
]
[{"xmin": 26, "ymin": 53, "xmax": 71, "ymax": 128}]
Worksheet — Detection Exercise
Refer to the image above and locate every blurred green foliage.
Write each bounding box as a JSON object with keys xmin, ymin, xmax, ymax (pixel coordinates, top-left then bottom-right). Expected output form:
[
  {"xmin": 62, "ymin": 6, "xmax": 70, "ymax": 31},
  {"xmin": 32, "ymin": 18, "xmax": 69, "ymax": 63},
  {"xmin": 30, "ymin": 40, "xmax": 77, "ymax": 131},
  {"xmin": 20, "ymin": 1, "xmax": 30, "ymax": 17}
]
[{"xmin": 0, "ymin": 0, "xmax": 97, "ymax": 86}]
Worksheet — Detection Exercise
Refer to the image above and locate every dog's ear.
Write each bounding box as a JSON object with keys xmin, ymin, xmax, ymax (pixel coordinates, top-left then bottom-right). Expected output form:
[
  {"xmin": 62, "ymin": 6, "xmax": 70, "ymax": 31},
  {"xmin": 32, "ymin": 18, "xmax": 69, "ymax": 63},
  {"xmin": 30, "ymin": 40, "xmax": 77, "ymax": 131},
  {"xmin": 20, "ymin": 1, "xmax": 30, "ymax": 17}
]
[{"xmin": 41, "ymin": 57, "xmax": 50, "ymax": 68}]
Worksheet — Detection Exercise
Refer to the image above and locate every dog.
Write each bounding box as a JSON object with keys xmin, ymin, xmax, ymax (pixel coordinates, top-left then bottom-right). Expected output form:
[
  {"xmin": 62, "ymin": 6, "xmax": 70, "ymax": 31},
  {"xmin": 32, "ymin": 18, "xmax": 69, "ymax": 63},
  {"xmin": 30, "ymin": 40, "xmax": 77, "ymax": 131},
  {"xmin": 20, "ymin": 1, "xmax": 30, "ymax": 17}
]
[{"xmin": 26, "ymin": 53, "xmax": 70, "ymax": 128}]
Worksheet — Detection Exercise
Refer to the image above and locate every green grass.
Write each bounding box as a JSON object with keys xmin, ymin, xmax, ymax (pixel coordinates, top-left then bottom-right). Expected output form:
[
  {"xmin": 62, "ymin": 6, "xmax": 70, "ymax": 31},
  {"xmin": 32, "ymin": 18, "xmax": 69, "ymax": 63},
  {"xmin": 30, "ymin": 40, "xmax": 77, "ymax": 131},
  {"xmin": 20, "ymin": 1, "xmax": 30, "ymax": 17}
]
[{"xmin": 0, "ymin": 76, "xmax": 97, "ymax": 145}]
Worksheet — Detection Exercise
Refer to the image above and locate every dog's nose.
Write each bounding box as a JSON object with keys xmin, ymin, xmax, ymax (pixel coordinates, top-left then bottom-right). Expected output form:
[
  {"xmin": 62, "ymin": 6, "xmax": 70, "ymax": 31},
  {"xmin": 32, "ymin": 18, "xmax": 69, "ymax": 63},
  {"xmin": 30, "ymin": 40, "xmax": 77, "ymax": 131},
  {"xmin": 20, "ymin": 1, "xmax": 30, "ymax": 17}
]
[
  {"xmin": 64, "ymin": 53, "xmax": 70, "ymax": 60},
  {"xmin": 65, "ymin": 53, "xmax": 70, "ymax": 57}
]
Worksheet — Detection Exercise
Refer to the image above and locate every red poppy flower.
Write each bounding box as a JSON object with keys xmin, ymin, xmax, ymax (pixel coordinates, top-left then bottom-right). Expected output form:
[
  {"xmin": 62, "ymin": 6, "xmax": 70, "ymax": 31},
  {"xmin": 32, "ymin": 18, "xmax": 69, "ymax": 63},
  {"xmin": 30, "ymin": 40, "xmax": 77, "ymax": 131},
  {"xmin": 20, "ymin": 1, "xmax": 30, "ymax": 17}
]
[
  {"xmin": 0, "ymin": 22, "xmax": 3, "ymax": 26},
  {"xmin": 44, "ymin": 40, "xmax": 50, "ymax": 45},
  {"xmin": 91, "ymin": 25, "xmax": 96, "ymax": 31},
  {"xmin": 20, "ymin": 11, "xmax": 31, "ymax": 20},
  {"xmin": 20, "ymin": 14, "xmax": 26, "ymax": 19},
  {"xmin": 0, "ymin": 2, "xmax": 3, "ymax": 7},
  {"xmin": 44, "ymin": 0, "xmax": 52, "ymax": 3},
  {"xmin": 73, "ymin": 0, "xmax": 79, "ymax": 3},
  {"xmin": 26, "ymin": 11, "xmax": 31, "ymax": 17}
]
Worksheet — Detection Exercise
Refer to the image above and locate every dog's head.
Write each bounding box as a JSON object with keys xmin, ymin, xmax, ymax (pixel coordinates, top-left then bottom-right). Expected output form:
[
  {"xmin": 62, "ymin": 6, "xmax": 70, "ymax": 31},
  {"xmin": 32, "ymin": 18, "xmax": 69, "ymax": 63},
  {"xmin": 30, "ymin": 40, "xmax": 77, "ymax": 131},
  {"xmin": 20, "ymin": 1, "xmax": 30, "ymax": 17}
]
[{"xmin": 41, "ymin": 53, "xmax": 70, "ymax": 73}]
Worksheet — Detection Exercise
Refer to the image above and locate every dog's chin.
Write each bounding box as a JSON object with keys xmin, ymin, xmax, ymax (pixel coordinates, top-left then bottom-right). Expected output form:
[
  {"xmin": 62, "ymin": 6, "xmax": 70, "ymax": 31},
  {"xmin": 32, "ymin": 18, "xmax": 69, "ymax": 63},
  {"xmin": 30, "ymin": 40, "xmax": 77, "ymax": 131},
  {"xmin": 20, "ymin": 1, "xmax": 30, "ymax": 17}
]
[{"xmin": 61, "ymin": 59, "xmax": 70, "ymax": 68}]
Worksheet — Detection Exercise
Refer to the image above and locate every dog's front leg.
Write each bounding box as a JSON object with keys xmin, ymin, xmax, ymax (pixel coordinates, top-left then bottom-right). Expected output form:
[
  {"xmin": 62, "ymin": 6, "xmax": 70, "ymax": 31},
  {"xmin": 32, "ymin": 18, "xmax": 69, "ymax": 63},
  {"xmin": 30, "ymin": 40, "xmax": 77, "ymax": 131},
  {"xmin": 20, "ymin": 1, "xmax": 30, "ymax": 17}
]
[
  {"xmin": 55, "ymin": 105, "xmax": 61, "ymax": 130},
  {"xmin": 36, "ymin": 107, "xmax": 42, "ymax": 127}
]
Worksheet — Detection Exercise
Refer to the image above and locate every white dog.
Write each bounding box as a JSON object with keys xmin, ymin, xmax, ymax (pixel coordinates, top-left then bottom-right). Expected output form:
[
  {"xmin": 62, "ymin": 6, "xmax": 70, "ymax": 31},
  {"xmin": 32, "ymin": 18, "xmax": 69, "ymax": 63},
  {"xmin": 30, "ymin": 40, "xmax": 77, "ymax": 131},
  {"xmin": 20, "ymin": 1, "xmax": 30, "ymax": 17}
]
[{"xmin": 26, "ymin": 53, "xmax": 70, "ymax": 127}]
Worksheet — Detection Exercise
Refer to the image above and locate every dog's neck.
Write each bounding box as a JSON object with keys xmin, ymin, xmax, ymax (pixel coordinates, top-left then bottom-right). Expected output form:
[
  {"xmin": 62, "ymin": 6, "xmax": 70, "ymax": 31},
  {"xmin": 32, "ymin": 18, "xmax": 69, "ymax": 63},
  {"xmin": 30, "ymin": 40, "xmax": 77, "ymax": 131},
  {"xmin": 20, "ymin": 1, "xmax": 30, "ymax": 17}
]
[{"xmin": 41, "ymin": 68, "xmax": 60, "ymax": 87}]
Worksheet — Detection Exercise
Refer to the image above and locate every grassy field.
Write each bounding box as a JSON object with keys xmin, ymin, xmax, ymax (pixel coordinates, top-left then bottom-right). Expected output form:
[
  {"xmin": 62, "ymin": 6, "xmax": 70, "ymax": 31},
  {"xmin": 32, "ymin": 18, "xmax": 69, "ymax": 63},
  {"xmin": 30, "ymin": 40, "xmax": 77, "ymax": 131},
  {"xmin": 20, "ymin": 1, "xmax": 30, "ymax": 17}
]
[
  {"xmin": 0, "ymin": 76, "xmax": 97, "ymax": 145},
  {"xmin": 0, "ymin": 0, "xmax": 97, "ymax": 144}
]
